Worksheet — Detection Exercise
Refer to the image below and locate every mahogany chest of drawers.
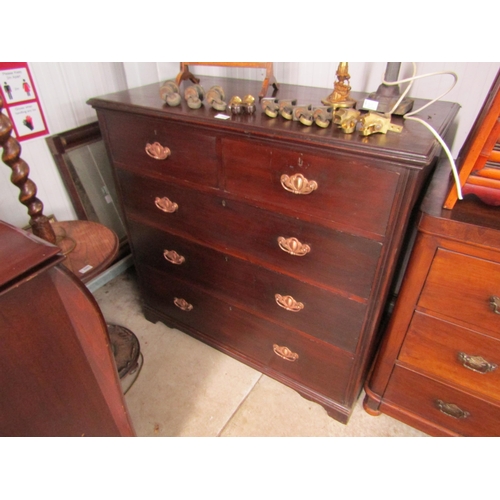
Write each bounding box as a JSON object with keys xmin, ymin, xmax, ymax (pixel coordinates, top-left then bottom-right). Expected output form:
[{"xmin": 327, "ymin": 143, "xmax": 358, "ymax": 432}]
[
  {"xmin": 88, "ymin": 76, "xmax": 458, "ymax": 423},
  {"xmin": 365, "ymin": 162, "xmax": 500, "ymax": 436}
]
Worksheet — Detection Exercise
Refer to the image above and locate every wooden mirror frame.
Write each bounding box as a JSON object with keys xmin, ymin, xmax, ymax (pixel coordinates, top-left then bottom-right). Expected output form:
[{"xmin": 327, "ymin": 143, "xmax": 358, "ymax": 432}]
[
  {"xmin": 45, "ymin": 122, "xmax": 130, "ymax": 261},
  {"xmin": 176, "ymin": 62, "xmax": 279, "ymax": 98}
]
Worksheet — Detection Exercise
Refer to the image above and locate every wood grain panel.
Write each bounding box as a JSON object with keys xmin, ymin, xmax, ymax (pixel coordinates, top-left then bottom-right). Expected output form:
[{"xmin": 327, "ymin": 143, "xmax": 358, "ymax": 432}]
[{"xmin": 400, "ymin": 311, "xmax": 500, "ymax": 400}]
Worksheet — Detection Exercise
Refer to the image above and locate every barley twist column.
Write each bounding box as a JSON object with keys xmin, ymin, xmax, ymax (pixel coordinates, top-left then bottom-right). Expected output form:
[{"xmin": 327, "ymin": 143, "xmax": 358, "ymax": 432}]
[{"xmin": 0, "ymin": 94, "xmax": 56, "ymax": 243}]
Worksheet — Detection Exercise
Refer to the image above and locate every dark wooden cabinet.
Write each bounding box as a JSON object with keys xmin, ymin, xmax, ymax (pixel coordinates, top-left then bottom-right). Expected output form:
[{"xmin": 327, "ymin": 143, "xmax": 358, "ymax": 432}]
[
  {"xmin": 0, "ymin": 221, "xmax": 135, "ymax": 436},
  {"xmin": 88, "ymin": 77, "xmax": 458, "ymax": 423},
  {"xmin": 364, "ymin": 163, "xmax": 500, "ymax": 436}
]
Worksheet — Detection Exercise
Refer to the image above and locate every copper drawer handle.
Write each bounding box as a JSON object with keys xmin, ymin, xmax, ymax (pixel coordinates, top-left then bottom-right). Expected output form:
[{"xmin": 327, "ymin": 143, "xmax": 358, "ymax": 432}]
[
  {"xmin": 435, "ymin": 399, "xmax": 470, "ymax": 419},
  {"xmin": 174, "ymin": 297, "xmax": 193, "ymax": 311},
  {"xmin": 273, "ymin": 344, "xmax": 299, "ymax": 362},
  {"xmin": 277, "ymin": 236, "xmax": 310, "ymax": 256},
  {"xmin": 458, "ymin": 352, "xmax": 497, "ymax": 374},
  {"xmin": 145, "ymin": 142, "xmax": 171, "ymax": 160},
  {"xmin": 163, "ymin": 249, "xmax": 185, "ymax": 265},
  {"xmin": 280, "ymin": 173, "xmax": 318, "ymax": 195},
  {"xmin": 489, "ymin": 296, "xmax": 500, "ymax": 314},
  {"xmin": 155, "ymin": 196, "xmax": 178, "ymax": 213},
  {"xmin": 275, "ymin": 294, "xmax": 304, "ymax": 312}
]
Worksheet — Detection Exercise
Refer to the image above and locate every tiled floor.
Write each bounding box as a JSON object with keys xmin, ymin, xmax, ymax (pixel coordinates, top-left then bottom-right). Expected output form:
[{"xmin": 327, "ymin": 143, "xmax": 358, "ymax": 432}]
[{"xmin": 93, "ymin": 268, "xmax": 427, "ymax": 437}]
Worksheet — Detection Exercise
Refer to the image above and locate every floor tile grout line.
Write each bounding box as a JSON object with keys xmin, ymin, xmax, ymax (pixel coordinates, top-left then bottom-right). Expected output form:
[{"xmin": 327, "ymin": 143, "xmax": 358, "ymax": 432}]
[{"xmin": 216, "ymin": 373, "xmax": 264, "ymax": 437}]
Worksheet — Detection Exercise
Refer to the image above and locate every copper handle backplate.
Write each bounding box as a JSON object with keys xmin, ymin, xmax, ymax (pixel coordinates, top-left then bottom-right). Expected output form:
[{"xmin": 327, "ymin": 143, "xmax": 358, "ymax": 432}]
[
  {"xmin": 273, "ymin": 344, "xmax": 299, "ymax": 362},
  {"xmin": 163, "ymin": 249, "xmax": 185, "ymax": 265},
  {"xmin": 280, "ymin": 173, "xmax": 318, "ymax": 195},
  {"xmin": 489, "ymin": 296, "xmax": 500, "ymax": 314},
  {"xmin": 155, "ymin": 196, "xmax": 178, "ymax": 213},
  {"xmin": 458, "ymin": 352, "xmax": 497, "ymax": 374},
  {"xmin": 145, "ymin": 142, "xmax": 171, "ymax": 160},
  {"xmin": 174, "ymin": 297, "xmax": 193, "ymax": 311},
  {"xmin": 435, "ymin": 399, "xmax": 470, "ymax": 419},
  {"xmin": 277, "ymin": 236, "xmax": 310, "ymax": 256},
  {"xmin": 275, "ymin": 294, "xmax": 304, "ymax": 312}
]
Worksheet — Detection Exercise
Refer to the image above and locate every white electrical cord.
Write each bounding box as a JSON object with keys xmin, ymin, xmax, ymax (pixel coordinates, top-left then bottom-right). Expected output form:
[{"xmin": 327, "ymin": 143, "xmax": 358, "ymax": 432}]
[{"xmin": 382, "ymin": 63, "xmax": 463, "ymax": 200}]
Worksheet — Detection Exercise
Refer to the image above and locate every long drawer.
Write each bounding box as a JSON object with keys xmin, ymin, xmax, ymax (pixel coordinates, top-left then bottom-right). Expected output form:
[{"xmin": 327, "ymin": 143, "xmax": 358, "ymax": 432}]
[
  {"xmin": 222, "ymin": 137, "xmax": 401, "ymax": 237},
  {"xmin": 137, "ymin": 264, "xmax": 354, "ymax": 405},
  {"xmin": 128, "ymin": 220, "xmax": 366, "ymax": 353},
  {"xmin": 398, "ymin": 312, "xmax": 500, "ymax": 401},
  {"xmin": 117, "ymin": 168, "xmax": 381, "ymax": 299},
  {"xmin": 399, "ymin": 312, "xmax": 500, "ymax": 401},
  {"xmin": 418, "ymin": 249, "xmax": 500, "ymax": 339},
  {"xmin": 384, "ymin": 366, "xmax": 500, "ymax": 437},
  {"xmin": 103, "ymin": 111, "xmax": 219, "ymax": 188}
]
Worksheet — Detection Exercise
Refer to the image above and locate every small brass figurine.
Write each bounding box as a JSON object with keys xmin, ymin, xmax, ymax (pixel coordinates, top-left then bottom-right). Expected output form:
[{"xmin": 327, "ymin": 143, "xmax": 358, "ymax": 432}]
[{"xmin": 322, "ymin": 62, "xmax": 356, "ymax": 109}]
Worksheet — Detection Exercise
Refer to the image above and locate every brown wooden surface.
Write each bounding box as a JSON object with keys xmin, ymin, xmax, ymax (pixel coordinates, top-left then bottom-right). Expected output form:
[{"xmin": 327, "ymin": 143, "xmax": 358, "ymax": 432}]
[
  {"xmin": 384, "ymin": 366, "xmax": 500, "ymax": 437},
  {"xmin": 53, "ymin": 220, "xmax": 119, "ymax": 283},
  {"xmin": 399, "ymin": 311, "xmax": 500, "ymax": 401},
  {"xmin": 89, "ymin": 77, "xmax": 459, "ymax": 423},
  {"xmin": 0, "ymin": 220, "xmax": 135, "ymax": 436}
]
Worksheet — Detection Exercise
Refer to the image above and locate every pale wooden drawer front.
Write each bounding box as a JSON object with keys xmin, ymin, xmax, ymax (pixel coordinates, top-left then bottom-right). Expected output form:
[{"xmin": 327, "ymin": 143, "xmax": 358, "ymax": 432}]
[
  {"xmin": 399, "ymin": 312, "xmax": 500, "ymax": 401},
  {"xmin": 418, "ymin": 249, "xmax": 500, "ymax": 339},
  {"xmin": 221, "ymin": 137, "xmax": 400, "ymax": 236},
  {"xmin": 385, "ymin": 366, "xmax": 500, "ymax": 436}
]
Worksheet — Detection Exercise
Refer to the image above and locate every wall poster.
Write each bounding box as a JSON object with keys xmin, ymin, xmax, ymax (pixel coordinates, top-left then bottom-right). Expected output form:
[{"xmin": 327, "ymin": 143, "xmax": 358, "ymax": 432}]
[{"xmin": 0, "ymin": 62, "xmax": 49, "ymax": 142}]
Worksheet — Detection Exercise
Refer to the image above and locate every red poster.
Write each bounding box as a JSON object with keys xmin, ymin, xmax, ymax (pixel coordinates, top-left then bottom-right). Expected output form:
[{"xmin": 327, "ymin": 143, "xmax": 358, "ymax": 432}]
[{"xmin": 0, "ymin": 62, "xmax": 49, "ymax": 142}]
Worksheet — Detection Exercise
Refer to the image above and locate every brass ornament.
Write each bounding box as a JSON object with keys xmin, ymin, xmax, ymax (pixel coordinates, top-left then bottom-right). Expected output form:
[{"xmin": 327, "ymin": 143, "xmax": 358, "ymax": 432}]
[
  {"xmin": 435, "ymin": 400, "xmax": 470, "ymax": 419},
  {"xmin": 145, "ymin": 142, "xmax": 171, "ymax": 160},
  {"xmin": 277, "ymin": 237, "xmax": 311, "ymax": 256},
  {"xmin": 275, "ymin": 294, "xmax": 304, "ymax": 312},
  {"xmin": 273, "ymin": 344, "xmax": 299, "ymax": 362},
  {"xmin": 154, "ymin": 196, "xmax": 178, "ymax": 213},
  {"xmin": 458, "ymin": 352, "xmax": 498, "ymax": 374},
  {"xmin": 322, "ymin": 62, "xmax": 356, "ymax": 108},
  {"xmin": 489, "ymin": 295, "xmax": 500, "ymax": 314},
  {"xmin": 280, "ymin": 173, "xmax": 318, "ymax": 195},
  {"xmin": 163, "ymin": 249, "xmax": 185, "ymax": 265},
  {"xmin": 184, "ymin": 84, "xmax": 205, "ymax": 109},
  {"xmin": 159, "ymin": 80, "xmax": 182, "ymax": 106},
  {"xmin": 174, "ymin": 297, "xmax": 193, "ymax": 311}
]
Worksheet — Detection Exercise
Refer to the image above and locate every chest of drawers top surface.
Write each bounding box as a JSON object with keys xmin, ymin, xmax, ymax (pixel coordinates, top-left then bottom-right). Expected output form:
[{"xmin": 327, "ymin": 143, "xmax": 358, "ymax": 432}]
[{"xmin": 87, "ymin": 76, "xmax": 458, "ymax": 167}]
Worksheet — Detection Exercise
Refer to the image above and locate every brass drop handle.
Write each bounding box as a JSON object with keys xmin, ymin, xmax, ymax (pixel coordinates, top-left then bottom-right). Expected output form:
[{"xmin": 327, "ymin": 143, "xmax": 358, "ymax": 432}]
[
  {"xmin": 458, "ymin": 352, "xmax": 497, "ymax": 374},
  {"xmin": 277, "ymin": 236, "xmax": 310, "ymax": 256},
  {"xmin": 280, "ymin": 173, "xmax": 318, "ymax": 195},
  {"xmin": 174, "ymin": 297, "xmax": 193, "ymax": 311},
  {"xmin": 163, "ymin": 249, "xmax": 185, "ymax": 265},
  {"xmin": 155, "ymin": 196, "xmax": 178, "ymax": 213},
  {"xmin": 489, "ymin": 296, "xmax": 500, "ymax": 314},
  {"xmin": 435, "ymin": 399, "xmax": 470, "ymax": 419},
  {"xmin": 145, "ymin": 142, "xmax": 171, "ymax": 160},
  {"xmin": 273, "ymin": 344, "xmax": 299, "ymax": 362},
  {"xmin": 275, "ymin": 294, "xmax": 304, "ymax": 312}
]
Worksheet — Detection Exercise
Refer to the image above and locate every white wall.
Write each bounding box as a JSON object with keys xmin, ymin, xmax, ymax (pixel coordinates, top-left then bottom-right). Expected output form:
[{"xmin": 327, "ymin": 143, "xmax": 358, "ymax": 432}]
[
  {"xmin": 1, "ymin": 62, "xmax": 499, "ymax": 229},
  {"xmin": 0, "ymin": 62, "xmax": 128, "ymax": 228}
]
